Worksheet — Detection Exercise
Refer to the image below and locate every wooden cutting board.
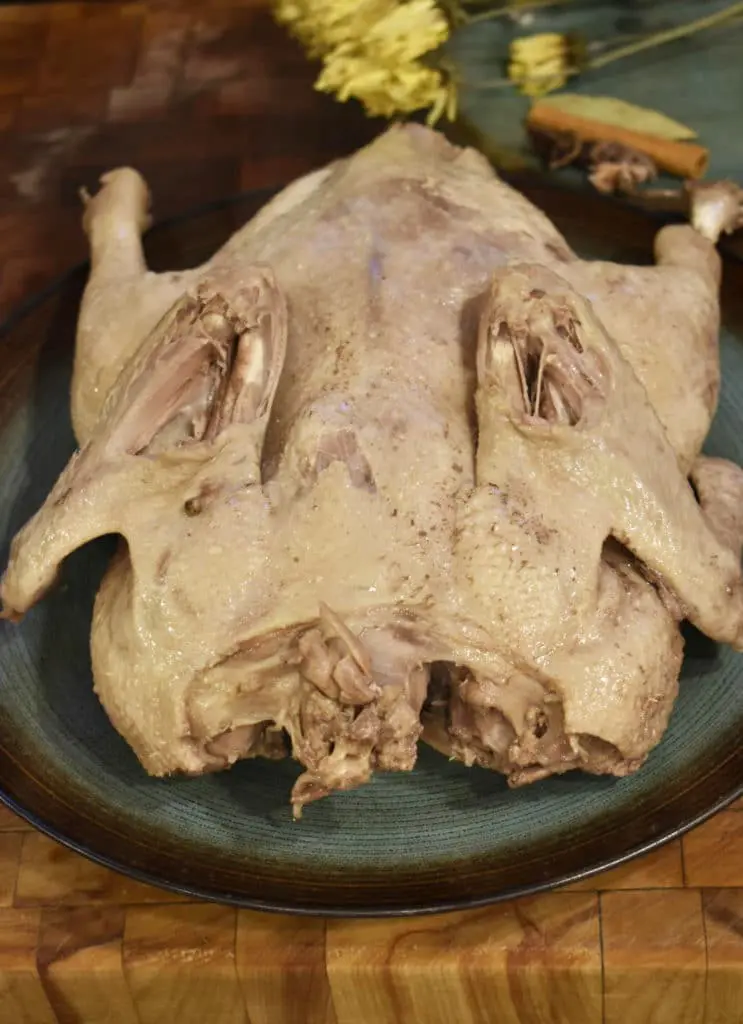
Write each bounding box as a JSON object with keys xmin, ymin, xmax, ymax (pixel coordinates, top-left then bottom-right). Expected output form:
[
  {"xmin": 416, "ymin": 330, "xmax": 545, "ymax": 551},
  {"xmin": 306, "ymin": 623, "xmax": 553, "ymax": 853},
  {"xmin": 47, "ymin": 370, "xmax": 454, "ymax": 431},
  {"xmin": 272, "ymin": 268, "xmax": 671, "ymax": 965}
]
[
  {"xmin": 0, "ymin": 2, "xmax": 741, "ymax": 1021},
  {"xmin": 1, "ymin": 801, "xmax": 742, "ymax": 1023}
]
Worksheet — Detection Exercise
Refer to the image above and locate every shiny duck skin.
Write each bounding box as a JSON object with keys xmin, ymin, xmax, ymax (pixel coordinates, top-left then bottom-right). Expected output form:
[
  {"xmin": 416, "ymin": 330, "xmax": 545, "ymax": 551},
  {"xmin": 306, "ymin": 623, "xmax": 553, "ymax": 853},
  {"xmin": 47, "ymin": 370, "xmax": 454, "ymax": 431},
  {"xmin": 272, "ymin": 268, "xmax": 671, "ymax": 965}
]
[{"xmin": 3, "ymin": 124, "xmax": 743, "ymax": 817}]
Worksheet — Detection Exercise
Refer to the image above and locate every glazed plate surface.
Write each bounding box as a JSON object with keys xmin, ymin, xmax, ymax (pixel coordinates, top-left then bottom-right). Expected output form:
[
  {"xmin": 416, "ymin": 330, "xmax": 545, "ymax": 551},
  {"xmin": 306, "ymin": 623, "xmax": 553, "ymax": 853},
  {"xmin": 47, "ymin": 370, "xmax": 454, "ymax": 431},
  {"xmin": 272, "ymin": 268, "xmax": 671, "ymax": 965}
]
[{"xmin": 0, "ymin": 184, "xmax": 741, "ymax": 916}]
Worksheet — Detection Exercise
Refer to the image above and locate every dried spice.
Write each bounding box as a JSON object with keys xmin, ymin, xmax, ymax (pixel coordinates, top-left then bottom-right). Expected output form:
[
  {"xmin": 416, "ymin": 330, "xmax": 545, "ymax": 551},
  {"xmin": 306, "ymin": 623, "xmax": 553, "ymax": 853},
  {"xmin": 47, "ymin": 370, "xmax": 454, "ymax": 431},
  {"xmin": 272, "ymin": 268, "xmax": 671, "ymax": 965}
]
[
  {"xmin": 586, "ymin": 142, "xmax": 657, "ymax": 195},
  {"xmin": 529, "ymin": 129, "xmax": 658, "ymax": 196},
  {"xmin": 527, "ymin": 101, "xmax": 709, "ymax": 180}
]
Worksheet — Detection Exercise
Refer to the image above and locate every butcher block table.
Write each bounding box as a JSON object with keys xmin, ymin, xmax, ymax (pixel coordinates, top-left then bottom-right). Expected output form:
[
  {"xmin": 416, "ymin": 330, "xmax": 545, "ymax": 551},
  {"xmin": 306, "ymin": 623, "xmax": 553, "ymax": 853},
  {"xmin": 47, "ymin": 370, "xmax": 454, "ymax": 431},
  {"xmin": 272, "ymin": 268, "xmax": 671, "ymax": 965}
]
[
  {"xmin": 0, "ymin": 1, "xmax": 742, "ymax": 1021},
  {"xmin": 0, "ymin": 801, "xmax": 742, "ymax": 1023}
]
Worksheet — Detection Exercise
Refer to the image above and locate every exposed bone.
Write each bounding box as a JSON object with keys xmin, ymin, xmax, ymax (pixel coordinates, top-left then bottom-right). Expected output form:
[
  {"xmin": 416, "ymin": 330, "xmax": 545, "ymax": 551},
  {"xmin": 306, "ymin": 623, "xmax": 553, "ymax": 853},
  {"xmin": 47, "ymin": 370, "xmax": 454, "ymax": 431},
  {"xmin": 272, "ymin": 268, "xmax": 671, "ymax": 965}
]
[
  {"xmin": 687, "ymin": 180, "xmax": 743, "ymax": 243},
  {"xmin": 297, "ymin": 629, "xmax": 341, "ymax": 702},
  {"xmin": 318, "ymin": 603, "xmax": 373, "ymax": 676}
]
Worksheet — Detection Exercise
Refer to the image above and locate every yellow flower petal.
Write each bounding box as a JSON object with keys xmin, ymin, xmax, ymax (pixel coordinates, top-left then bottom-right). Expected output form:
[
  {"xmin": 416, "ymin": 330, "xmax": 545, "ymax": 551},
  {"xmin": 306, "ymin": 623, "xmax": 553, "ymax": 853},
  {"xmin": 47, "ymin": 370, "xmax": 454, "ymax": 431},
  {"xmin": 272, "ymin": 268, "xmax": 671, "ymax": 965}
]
[
  {"xmin": 508, "ymin": 33, "xmax": 571, "ymax": 97},
  {"xmin": 273, "ymin": 0, "xmax": 455, "ymax": 123}
]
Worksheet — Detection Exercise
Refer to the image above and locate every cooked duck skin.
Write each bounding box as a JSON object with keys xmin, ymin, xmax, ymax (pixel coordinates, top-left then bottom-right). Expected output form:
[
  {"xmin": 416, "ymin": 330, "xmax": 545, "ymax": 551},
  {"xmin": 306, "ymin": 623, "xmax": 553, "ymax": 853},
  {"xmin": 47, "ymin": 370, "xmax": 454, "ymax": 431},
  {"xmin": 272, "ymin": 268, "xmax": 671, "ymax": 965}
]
[{"xmin": 2, "ymin": 124, "xmax": 741, "ymax": 815}]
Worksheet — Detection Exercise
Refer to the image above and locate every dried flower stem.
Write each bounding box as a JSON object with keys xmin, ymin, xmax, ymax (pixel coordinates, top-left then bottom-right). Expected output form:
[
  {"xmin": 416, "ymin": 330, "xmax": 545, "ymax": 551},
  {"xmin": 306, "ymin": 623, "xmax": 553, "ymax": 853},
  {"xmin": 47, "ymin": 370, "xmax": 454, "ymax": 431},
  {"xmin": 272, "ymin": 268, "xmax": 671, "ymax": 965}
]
[
  {"xmin": 474, "ymin": 0, "xmax": 743, "ymax": 90},
  {"xmin": 589, "ymin": 0, "xmax": 743, "ymax": 71},
  {"xmin": 464, "ymin": 1, "xmax": 573, "ymax": 26}
]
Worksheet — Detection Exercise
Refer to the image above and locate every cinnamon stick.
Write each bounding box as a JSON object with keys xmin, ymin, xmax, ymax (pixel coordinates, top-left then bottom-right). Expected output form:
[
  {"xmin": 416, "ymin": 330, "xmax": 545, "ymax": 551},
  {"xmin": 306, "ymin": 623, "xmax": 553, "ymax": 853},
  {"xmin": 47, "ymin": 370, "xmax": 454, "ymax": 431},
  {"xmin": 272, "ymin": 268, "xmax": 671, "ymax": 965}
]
[{"xmin": 527, "ymin": 101, "xmax": 709, "ymax": 179}]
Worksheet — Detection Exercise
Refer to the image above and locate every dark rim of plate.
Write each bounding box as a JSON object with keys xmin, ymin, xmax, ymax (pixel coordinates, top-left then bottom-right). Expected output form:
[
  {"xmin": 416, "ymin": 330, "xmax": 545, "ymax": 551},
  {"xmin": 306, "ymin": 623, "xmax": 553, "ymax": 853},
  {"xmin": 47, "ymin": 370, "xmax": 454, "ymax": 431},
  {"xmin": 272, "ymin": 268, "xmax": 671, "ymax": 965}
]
[{"xmin": 0, "ymin": 786, "xmax": 741, "ymax": 918}]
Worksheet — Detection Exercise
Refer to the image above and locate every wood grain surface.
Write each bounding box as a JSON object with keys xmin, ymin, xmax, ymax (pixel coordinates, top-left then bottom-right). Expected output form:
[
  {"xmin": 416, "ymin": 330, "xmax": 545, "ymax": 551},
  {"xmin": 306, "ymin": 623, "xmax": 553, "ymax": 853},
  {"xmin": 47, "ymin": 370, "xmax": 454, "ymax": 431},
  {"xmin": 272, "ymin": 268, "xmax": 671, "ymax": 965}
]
[
  {"xmin": 1, "ymin": 802, "xmax": 743, "ymax": 1023},
  {"xmin": 0, "ymin": 2, "xmax": 741, "ymax": 1021}
]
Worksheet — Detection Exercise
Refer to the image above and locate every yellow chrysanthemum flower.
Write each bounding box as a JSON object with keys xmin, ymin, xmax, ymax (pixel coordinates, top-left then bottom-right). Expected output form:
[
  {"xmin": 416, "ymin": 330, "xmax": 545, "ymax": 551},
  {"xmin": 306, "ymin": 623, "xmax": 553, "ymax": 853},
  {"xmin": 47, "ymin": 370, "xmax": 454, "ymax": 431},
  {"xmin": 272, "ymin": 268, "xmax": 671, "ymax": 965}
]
[
  {"xmin": 273, "ymin": 0, "xmax": 455, "ymax": 124},
  {"xmin": 317, "ymin": 55, "xmax": 456, "ymax": 123},
  {"xmin": 508, "ymin": 33, "xmax": 572, "ymax": 98},
  {"xmin": 274, "ymin": 0, "xmax": 394, "ymax": 58},
  {"xmin": 359, "ymin": 0, "xmax": 449, "ymax": 65}
]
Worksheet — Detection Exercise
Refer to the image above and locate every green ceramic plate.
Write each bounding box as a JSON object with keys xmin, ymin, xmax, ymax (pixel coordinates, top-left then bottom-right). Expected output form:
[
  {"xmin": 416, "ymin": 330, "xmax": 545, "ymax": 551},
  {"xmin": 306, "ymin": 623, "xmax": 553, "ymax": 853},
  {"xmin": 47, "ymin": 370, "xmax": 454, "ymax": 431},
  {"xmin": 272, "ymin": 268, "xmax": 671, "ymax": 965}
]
[{"xmin": 0, "ymin": 184, "xmax": 741, "ymax": 917}]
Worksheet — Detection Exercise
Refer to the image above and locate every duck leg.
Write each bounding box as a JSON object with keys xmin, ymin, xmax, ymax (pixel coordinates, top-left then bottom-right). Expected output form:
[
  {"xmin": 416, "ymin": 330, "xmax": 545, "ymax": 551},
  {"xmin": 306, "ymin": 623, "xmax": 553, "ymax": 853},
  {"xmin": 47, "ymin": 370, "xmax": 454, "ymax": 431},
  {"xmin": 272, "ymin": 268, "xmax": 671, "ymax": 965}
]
[{"xmin": 73, "ymin": 169, "xmax": 201, "ymax": 445}]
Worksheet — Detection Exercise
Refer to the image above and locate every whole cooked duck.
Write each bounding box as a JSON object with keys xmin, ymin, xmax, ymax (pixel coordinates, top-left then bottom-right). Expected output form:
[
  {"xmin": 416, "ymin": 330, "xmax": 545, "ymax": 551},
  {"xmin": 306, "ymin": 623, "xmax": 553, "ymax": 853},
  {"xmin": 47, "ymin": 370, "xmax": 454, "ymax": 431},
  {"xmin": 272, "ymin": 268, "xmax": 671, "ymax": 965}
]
[{"xmin": 3, "ymin": 124, "xmax": 743, "ymax": 816}]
